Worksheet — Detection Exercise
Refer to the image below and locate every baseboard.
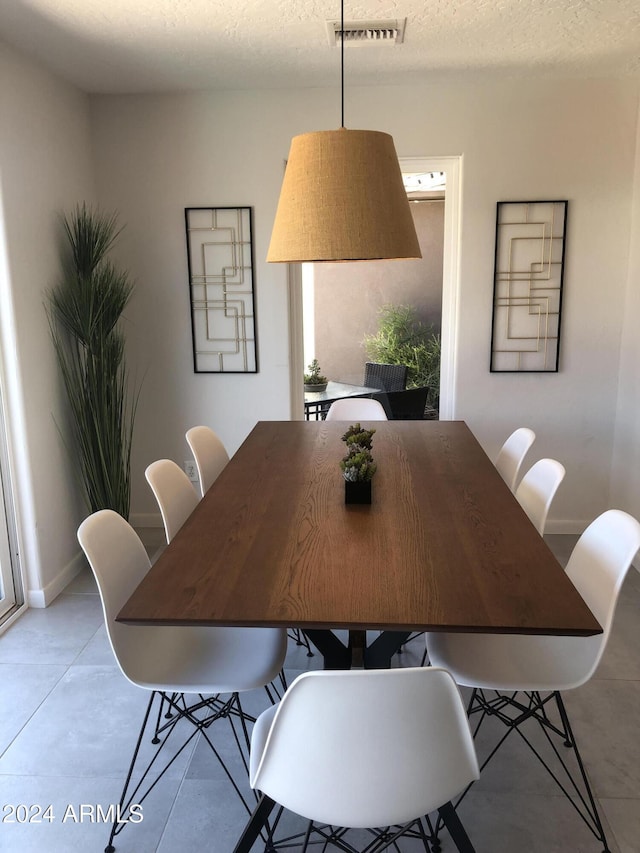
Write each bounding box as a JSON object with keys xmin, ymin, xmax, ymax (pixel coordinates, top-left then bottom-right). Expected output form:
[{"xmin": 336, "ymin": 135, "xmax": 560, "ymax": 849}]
[
  {"xmin": 129, "ymin": 512, "xmax": 163, "ymax": 528},
  {"xmin": 27, "ymin": 550, "xmax": 86, "ymax": 608}
]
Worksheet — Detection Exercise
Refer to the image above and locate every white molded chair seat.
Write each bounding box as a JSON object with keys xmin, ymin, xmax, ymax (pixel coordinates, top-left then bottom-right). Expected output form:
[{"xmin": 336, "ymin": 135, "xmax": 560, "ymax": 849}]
[
  {"xmin": 514, "ymin": 457, "xmax": 565, "ymax": 536},
  {"xmin": 145, "ymin": 458, "xmax": 199, "ymax": 543},
  {"xmin": 494, "ymin": 426, "xmax": 536, "ymax": 492},
  {"xmin": 78, "ymin": 509, "xmax": 287, "ymax": 852},
  {"xmin": 116, "ymin": 623, "xmax": 286, "ymax": 694},
  {"xmin": 78, "ymin": 509, "xmax": 287, "ymax": 696},
  {"xmin": 426, "ymin": 509, "xmax": 640, "ymax": 851},
  {"xmin": 234, "ymin": 667, "xmax": 479, "ymax": 852},
  {"xmin": 186, "ymin": 425, "xmax": 230, "ymax": 497},
  {"xmin": 426, "ymin": 630, "xmax": 601, "ymax": 694},
  {"xmin": 325, "ymin": 397, "xmax": 388, "ymax": 421},
  {"xmin": 428, "ymin": 509, "xmax": 640, "ymax": 691}
]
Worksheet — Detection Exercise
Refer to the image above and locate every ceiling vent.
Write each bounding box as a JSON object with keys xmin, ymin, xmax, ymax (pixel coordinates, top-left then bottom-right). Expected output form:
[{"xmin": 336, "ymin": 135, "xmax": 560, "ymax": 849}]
[{"xmin": 326, "ymin": 19, "xmax": 406, "ymax": 47}]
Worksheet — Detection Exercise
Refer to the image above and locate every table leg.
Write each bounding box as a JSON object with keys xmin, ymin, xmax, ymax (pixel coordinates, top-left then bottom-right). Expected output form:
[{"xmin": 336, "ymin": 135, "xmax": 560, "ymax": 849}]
[
  {"xmin": 348, "ymin": 630, "xmax": 366, "ymax": 667},
  {"xmin": 303, "ymin": 630, "xmax": 351, "ymax": 669},
  {"xmin": 363, "ymin": 631, "xmax": 412, "ymax": 668},
  {"xmin": 303, "ymin": 629, "xmax": 413, "ymax": 669}
]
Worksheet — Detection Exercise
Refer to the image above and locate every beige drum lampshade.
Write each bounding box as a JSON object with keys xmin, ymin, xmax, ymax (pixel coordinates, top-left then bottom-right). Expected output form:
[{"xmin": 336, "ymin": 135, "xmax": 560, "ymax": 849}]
[{"xmin": 267, "ymin": 127, "xmax": 422, "ymax": 263}]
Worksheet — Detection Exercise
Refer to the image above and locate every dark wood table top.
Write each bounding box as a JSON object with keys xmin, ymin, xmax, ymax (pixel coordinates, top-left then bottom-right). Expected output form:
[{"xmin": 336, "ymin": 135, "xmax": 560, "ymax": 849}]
[{"xmin": 118, "ymin": 420, "xmax": 601, "ymax": 637}]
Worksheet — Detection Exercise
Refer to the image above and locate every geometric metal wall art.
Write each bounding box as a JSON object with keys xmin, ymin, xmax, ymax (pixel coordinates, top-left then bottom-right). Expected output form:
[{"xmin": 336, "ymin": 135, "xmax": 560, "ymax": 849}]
[
  {"xmin": 490, "ymin": 200, "xmax": 568, "ymax": 372},
  {"xmin": 185, "ymin": 207, "xmax": 258, "ymax": 373}
]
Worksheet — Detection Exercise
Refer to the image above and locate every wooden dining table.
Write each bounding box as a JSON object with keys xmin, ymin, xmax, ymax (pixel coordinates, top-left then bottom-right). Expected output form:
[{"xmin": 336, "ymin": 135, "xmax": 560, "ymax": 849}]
[{"xmin": 118, "ymin": 420, "xmax": 601, "ymax": 668}]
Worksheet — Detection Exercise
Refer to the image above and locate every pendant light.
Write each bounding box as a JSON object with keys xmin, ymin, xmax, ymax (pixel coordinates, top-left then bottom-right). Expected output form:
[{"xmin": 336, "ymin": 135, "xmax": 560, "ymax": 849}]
[{"xmin": 267, "ymin": 2, "xmax": 421, "ymax": 263}]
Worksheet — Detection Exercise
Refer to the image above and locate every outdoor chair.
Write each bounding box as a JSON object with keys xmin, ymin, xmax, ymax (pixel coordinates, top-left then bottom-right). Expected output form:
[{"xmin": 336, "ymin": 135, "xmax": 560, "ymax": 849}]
[
  {"xmin": 373, "ymin": 386, "xmax": 429, "ymax": 420},
  {"xmin": 363, "ymin": 362, "xmax": 408, "ymax": 392}
]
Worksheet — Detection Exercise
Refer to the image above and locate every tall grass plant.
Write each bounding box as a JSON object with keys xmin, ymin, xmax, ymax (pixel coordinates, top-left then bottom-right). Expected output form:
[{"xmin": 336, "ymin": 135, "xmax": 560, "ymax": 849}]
[{"xmin": 47, "ymin": 204, "xmax": 138, "ymax": 517}]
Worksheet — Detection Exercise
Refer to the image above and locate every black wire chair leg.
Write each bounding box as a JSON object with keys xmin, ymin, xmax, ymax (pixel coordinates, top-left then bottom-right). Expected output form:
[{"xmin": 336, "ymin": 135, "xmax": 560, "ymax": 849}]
[
  {"xmin": 232, "ymin": 794, "xmax": 277, "ymax": 853},
  {"xmin": 415, "ymin": 816, "xmax": 437, "ymax": 852},
  {"xmin": 152, "ymin": 691, "xmax": 181, "ymax": 744},
  {"xmin": 264, "ymin": 669, "xmax": 288, "ymax": 705},
  {"xmin": 553, "ymin": 692, "xmax": 611, "ymax": 852},
  {"xmin": 459, "ymin": 689, "xmax": 611, "ymax": 853},
  {"xmin": 106, "ymin": 690, "xmax": 263, "ymax": 852},
  {"xmin": 288, "ymin": 628, "xmax": 314, "ymax": 656},
  {"xmin": 233, "ymin": 693, "xmax": 254, "ymax": 762},
  {"xmin": 437, "ymin": 802, "xmax": 475, "ymax": 853},
  {"xmin": 105, "ymin": 691, "xmax": 158, "ymax": 853}
]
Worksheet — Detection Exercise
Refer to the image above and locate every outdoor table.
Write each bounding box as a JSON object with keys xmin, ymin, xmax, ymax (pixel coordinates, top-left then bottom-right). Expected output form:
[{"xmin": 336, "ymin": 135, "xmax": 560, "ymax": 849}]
[{"xmin": 304, "ymin": 380, "xmax": 379, "ymax": 420}]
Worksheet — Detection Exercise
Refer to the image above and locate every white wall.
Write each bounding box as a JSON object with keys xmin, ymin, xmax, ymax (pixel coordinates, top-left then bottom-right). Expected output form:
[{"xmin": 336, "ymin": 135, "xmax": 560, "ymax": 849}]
[
  {"xmin": 0, "ymin": 42, "xmax": 95, "ymax": 603},
  {"xmin": 612, "ymin": 100, "xmax": 640, "ymax": 518},
  {"xmin": 0, "ymin": 45, "xmax": 637, "ymax": 602},
  {"xmin": 91, "ymin": 79, "xmax": 640, "ymax": 529},
  {"xmin": 90, "ymin": 90, "xmax": 304, "ymax": 523}
]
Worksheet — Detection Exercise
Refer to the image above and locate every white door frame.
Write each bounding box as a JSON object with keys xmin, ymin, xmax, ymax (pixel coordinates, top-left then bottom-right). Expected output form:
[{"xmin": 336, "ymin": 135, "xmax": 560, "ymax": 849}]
[
  {"xmin": 0, "ymin": 192, "xmax": 25, "ymax": 629},
  {"xmin": 0, "ymin": 365, "xmax": 21, "ymax": 626},
  {"xmin": 287, "ymin": 154, "xmax": 463, "ymax": 421}
]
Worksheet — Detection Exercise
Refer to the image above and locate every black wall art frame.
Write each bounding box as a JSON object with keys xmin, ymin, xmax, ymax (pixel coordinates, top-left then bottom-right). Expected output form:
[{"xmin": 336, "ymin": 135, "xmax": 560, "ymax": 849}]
[
  {"xmin": 490, "ymin": 200, "xmax": 568, "ymax": 373},
  {"xmin": 185, "ymin": 206, "xmax": 258, "ymax": 373}
]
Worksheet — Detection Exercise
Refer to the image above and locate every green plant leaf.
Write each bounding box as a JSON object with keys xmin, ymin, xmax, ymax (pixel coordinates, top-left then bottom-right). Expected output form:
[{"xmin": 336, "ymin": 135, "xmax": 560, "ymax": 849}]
[
  {"xmin": 46, "ymin": 205, "xmax": 139, "ymax": 518},
  {"xmin": 362, "ymin": 303, "xmax": 440, "ymax": 411}
]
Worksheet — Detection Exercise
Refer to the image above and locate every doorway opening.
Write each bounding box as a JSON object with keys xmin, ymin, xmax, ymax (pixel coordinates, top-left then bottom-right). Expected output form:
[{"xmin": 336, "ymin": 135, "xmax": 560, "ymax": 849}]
[
  {"xmin": 0, "ymin": 192, "xmax": 25, "ymax": 630},
  {"xmin": 288, "ymin": 155, "xmax": 462, "ymax": 420}
]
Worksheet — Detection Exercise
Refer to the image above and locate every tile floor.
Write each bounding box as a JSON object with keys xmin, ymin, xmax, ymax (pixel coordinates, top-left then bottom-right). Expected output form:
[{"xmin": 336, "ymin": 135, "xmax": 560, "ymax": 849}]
[{"xmin": 0, "ymin": 531, "xmax": 639, "ymax": 852}]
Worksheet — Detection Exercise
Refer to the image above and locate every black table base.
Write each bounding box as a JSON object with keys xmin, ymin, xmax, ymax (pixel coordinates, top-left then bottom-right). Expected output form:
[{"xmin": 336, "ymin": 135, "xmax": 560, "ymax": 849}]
[{"xmin": 303, "ymin": 629, "xmax": 412, "ymax": 669}]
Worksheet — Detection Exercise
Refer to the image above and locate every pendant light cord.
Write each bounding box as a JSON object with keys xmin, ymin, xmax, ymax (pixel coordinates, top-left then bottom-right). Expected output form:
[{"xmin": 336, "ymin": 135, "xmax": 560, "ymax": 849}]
[{"xmin": 341, "ymin": 0, "xmax": 345, "ymax": 128}]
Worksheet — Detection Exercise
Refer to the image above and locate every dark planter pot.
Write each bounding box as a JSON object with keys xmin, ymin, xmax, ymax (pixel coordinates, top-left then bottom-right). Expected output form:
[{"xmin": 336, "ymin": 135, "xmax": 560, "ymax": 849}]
[{"xmin": 345, "ymin": 479, "xmax": 372, "ymax": 505}]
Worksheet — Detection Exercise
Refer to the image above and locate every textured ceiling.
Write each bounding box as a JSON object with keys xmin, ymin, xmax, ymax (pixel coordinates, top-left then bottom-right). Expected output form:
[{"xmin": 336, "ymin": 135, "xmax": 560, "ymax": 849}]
[{"xmin": 0, "ymin": 0, "xmax": 639, "ymax": 94}]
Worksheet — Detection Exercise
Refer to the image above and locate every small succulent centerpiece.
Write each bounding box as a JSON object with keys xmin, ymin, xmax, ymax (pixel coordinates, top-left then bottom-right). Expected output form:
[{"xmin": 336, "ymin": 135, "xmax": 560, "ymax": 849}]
[
  {"xmin": 304, "ymin": 358, "xmax": 328, "ymax": 393},
  {"xmin": 340, "ymin": 423, "xmax": 376, "ymax": 505}
]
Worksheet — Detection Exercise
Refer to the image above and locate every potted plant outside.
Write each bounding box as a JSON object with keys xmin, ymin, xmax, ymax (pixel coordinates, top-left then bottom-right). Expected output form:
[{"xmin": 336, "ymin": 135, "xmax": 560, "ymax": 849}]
[
  {"xmin": 340, "ymin": 423, "xmax": 376, "ymax": 504},
  {"xmin": 304, "ymin": 358, "xmax": 328, "ymax": 393}
]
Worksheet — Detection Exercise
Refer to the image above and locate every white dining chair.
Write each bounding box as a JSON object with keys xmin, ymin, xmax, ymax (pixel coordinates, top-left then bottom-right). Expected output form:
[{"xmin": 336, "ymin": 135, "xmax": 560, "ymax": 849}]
[
  {"xmin": 425, "ymin": 508, "xmax": 640, "ymax": 852},
  {"xmin": 77, "ymin": 509, "xmax": 288, "ymax": 853},
  {"xmin": 325, "ymin": 397, "xmax": 388, "ymax": 421},
  {"xmin": 515, "ymin": 457, "xmax": 566, "ymax": 535},
  {"xmin": 494, "ymin": 426, "xmax": 536, "ymax": 491},
  {"xmin": 185, "ymin": 425, "xmax": 230, "ymax": 498},
  {"xmin": 144, "ymin": 458, "xmax": 203, "ymax": 726},
  {"xmin": 145, "ymin": 458, "xmax": 199, "ymax": 543},
  {"xmin": 233, "ymin": 667, "xmax": 479, "ymax": 853}
]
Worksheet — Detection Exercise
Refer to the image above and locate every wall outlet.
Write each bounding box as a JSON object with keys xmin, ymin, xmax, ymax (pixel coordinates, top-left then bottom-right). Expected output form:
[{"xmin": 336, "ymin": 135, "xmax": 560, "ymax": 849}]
[{"xmin": 184, "ymin": 460, "xmax": 198, "ymax": 482}]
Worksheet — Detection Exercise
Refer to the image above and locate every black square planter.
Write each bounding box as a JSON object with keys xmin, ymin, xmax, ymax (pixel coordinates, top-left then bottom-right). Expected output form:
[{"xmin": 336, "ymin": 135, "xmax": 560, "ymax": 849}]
[{"xmin": 344, "ymin": 479, "xmax": 372, "ymax": 505}]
